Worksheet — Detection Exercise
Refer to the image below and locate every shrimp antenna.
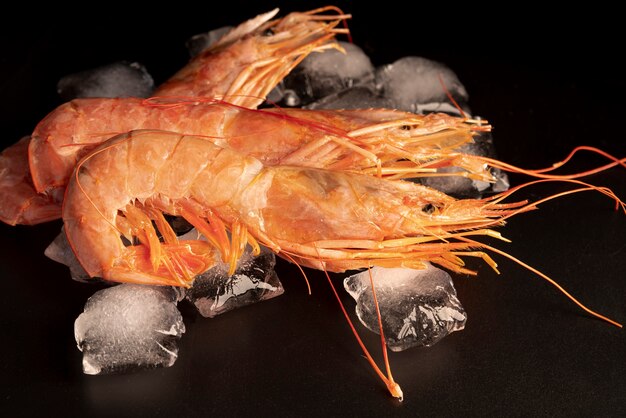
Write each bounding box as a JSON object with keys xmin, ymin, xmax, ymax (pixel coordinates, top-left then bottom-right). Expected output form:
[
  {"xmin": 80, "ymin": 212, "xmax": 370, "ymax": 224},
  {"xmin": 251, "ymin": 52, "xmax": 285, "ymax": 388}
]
[
  {"xmin": 312, "ymin": 245, "xmax": 403, "ymax": 400},
  {"xmin": 322, "ymin": 265, "xmax": 404, "ymax": 400},
  {"xmin": 458, "ymin": 236, "xmax": 623, "ymax": 328},
  {"xmin": 476, "ymin": 146, "xmax": 626, "ymax": 180},
  {"xmin": 438, "ymin": 73, "xmax": 467, "ymax": 119},
  {"xmin": 451, "ymin": 177, "xmax": 625, "ymax": 327},
  {"xmin": 303, "ymin": 6, "xmax": 352, "ymax": 42},
  {"xmin": 281, "ymin": 252, "xmax": 312, "ymax": 295}
]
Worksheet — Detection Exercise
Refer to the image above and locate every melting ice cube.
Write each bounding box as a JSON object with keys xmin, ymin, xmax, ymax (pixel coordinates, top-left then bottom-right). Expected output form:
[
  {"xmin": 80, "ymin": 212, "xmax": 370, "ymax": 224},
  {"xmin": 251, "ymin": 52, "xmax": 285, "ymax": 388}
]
[
  {"xmin": 375, "ymin": 56, "xmax": 470, "ymax": 114},
  {"xmin": 74, "ymin": 284, "xmax": 185, "ymax": 375},
  {"xmin": 57, "ymin": 61, "xmax": 154, "ymax": 101},
  {"xmin": 185, "ymin": 245, "xmax": 284, "ymax": 318},
  {"xmin": 344, "ymin": 264, "xmax": 466, "ymax": 352}
]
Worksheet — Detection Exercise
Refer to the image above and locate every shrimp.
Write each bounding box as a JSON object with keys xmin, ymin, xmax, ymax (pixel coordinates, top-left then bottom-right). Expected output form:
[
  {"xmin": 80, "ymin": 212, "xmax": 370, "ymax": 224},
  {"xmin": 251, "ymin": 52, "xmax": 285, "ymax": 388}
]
[
  {"xmin": 62, "ymin": 130, "xmax": 505, "ymax": 283},
  {"xmin": 154, "ymin": 6, "xmax": 351, "ymax": 108},
  {"xmin": 26, "ymin": 96, "xmax": 626, "ymax": 225},
  {"xmin": 28, "ymin": 98, "xmax": 488, "ymax": 200},
  {"xmin": 0, "ymin": 6, "xmax": 348, "ymax": 226},
  {"xmin": 65, "ymin": 129, "xmax": 625, "ymax": 285}
]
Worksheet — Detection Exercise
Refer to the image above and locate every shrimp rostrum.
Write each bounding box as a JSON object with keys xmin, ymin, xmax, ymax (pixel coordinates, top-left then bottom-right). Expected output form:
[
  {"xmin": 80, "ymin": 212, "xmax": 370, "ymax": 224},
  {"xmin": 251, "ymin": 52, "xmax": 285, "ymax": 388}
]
[{"xmin": 64, "ymin": 130, "xmax": 536, "ymax": 286}]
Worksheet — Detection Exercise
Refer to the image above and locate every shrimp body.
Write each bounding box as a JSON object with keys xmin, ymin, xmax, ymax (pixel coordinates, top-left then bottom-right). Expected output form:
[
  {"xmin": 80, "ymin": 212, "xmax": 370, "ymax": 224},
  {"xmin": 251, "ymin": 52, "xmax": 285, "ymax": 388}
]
[
  {"xmin": 63, "ymin": 130, "xmax": 523, "ymax": 286},
  {"xmin": 29, "ymin": 98, "xmax": 489, "ymax": 205}
]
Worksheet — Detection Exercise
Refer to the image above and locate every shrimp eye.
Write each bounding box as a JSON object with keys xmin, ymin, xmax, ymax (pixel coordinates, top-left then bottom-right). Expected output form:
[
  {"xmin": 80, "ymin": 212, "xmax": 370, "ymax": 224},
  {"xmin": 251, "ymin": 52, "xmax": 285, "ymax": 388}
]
[
  {"xmin": 400, "ymin": 125, "xmax": 411, "ymax": 130},
  {"xmin": 421, "ymin": 203, "xmax": 435, "ymax": 214},
  {"xmin": 262, "ymin": 28, "xmax": 275, "ymax": 36}
]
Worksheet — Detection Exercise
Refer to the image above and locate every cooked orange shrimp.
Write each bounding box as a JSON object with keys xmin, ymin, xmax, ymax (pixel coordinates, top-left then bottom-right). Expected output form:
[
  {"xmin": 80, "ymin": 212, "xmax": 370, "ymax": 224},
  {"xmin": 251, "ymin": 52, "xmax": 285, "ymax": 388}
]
[
  {"xmin": 65, "ymin": 129, "xmax": 626, "ymax": 288},
  {"xmin": 28, "ymin": 95, "xmax": 626, "ymax": 224},
  {"xmin": 154, "ymin": 6, "xmax": 350, "ymax": 108},
  {"xmin": 19, "ymin": 96, "xmax": 626, "ymax": 229},
  {"xmin": 62, "ymin": 130, "xmax": 510, "ymax": 284},
  {"xmin": 28, "ymin": 98, "xmax": 487, "ymax": 200}
]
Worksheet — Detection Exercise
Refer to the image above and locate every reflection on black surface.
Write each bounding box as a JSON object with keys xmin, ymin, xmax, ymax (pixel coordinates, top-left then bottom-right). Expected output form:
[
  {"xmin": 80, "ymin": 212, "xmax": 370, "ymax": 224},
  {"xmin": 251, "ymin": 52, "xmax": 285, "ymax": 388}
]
[{"xmin": 1, "ymin": 2, "xmax": 625, "ymax": 417}]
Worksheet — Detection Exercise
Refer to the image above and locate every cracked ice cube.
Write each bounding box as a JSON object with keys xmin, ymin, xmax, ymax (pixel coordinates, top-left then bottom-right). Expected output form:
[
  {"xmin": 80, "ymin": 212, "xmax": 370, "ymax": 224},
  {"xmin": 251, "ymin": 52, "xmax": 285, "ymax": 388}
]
[
  {"xmin": 344, "ymin": 264, "xmax": 466, "ymax": 352},
  {"xmin": 185, "ymin": 245, "xmax": 284, "ymax": 318},
  {"xmin": 57, "ymin": 61, "xmax": 154, "ymax": 101},
  {"xmin": 74, "ymin": 284, "xmax": 185, "ymax": 375}
]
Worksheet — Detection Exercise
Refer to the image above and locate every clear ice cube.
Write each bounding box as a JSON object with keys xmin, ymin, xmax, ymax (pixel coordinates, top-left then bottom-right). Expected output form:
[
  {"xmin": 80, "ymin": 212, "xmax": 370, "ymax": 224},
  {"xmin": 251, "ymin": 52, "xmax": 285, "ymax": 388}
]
[
  {"xmin": 344, "ymin": 264, "xmax": 466, "ymax": 352},
  {"xmin": 74, "ymin": 284, "xmax": 185, "ymax": 375},
  {"xmin": 185, "ymin": 245, "xmax": 284, "ymax": 318},
  {"xmin": 44, "ymin": 228, "xmax": 92, "ymax": 283},
  {"xmin": 375, "ymin": 56, "xmax": 470, "ymax": 114},
  {"xmin": 57, "ymin": 61, "xmax": 154, "ymax": 101},
  {"xmin": 278, "ymin": 41, "xmax": 375, "ymax": 106}
]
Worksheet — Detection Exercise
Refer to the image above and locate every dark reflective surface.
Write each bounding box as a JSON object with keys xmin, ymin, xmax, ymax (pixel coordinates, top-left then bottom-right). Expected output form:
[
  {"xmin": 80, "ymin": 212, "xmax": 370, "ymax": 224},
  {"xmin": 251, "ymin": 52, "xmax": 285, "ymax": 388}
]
[{"xmin": 1, "ymin": 3, "xmax": 625, "ymax": 416}]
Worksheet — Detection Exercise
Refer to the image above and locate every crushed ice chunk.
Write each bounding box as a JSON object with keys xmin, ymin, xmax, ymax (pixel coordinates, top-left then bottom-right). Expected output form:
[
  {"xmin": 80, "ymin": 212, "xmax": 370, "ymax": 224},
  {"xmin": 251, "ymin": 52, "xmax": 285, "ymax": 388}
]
[
  {"xmin": 57, "ymin": 61, "xmax": 154, "ymax": 101},
  {"xmin": 74, "ymin": 284, "xmax": 185, "ymax": 375},
  {"xmin": 375, "ymin": 56, "xmax": 470, "ymax": 114},
  {"xmin": 344, "ymin": 264, "xmax": 466, "ymax": 352},
  {"xmin": 186, "ymin": 245, "xmax": 284, "ymax": 318},
  {"xmin": 278, "ymin": 42, "xmax": 375, "ymax": 106},
  {"xmin": 44, "ymin": 228, "xmax": 92, "ymax": 283},
  {"xmin": 186, "ymin": 26, "xmax": 234, "ymax": 57}
]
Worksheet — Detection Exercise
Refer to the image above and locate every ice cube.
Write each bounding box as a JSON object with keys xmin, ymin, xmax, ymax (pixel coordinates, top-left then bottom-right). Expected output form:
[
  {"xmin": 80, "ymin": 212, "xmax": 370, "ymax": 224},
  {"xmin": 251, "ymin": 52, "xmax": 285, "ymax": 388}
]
[
  {"xmin": 74, "ymin": 284, "xmax": 185, "ymax": 375},
  {"xmin": 376, "ymin": 56, "xmax": 470, "ymax": 114},
  {"xmin": 418, "ymin": 131, "xmax": 510, "ymax": 198},
  {"xmin": 186, "ymin": 26, "xmax": 234, "ymax": 57},
  {"xmin": 279, "ymin": 42, "xmax": 375, "ymax": 106},
  {"xmin": 185, "ymin": 245, "xmax": 284, "ymax": 318},
  {"xmin": 57, "ymin": 61, "xmax": 154, "ymax": 101},
  {"xmin": 306, "ymin": 86, "xmax": 395, "ymax": 110},
  {"xmin": 44, "ymin": 228, "xmax": 92, "ymax": 283},
  {"xmin": 344, "ymin": 264, "xmax": 466, "ymax": 352}
]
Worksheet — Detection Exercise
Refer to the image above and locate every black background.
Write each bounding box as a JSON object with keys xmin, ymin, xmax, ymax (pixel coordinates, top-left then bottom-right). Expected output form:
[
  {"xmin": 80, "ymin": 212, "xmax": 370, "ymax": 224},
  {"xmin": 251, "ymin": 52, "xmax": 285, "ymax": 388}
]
[{"xmin": 1, "ymin": 2, "xmax": 625, "ymax": 417}]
